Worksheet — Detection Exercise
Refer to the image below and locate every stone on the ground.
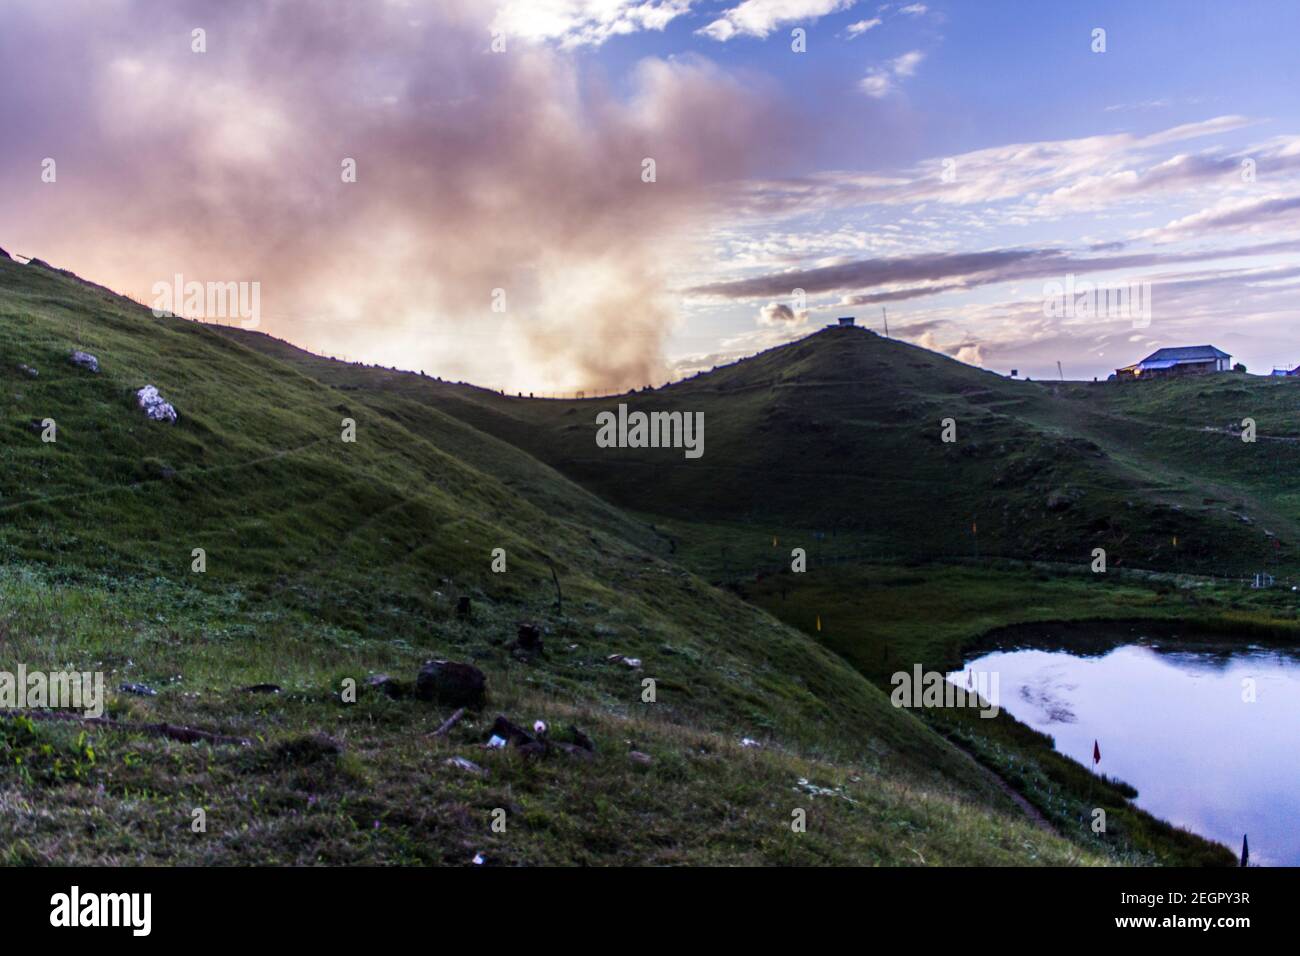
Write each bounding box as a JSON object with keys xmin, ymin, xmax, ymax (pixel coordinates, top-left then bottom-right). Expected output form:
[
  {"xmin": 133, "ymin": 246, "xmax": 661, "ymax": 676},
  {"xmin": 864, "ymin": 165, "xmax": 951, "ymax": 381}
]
[
  {"xmin": 416, "ymin": 659, "xmax": 486, "ymax": 707},
  {"xmin": 136, "ymin": 384, "xmax": 179, "ymax": 423},
  {"xmin": 569, "ymin": 725, "xmax": 596, "ymax": 752},
  {"xmin": 69, "ymin": 350, "xmax": 100, "ymax": 373},
  {"xmin": 486, "ymin": 714, "xmax": 535, "ymax": 747},
  {"xmin": 515, "ymin": 622, "xmax": 543, "ymax": 651},
  {"xmin": 444, "ymin": 756, "xmax": 488, "ymax": 778},
  {"xmin": 17, "ymin": 363, "xmax": 37, "ymax": 378},
  {"xmin": 629, "ymin": 751, "xmax": 653, "ymax": 766},
  {"xmin": 366, "ymin": 674, "xmax": 405, "ymax": 699},
  {"xmin": 119, "ymin": 682, "xmax": 158, "ymax": 697}
]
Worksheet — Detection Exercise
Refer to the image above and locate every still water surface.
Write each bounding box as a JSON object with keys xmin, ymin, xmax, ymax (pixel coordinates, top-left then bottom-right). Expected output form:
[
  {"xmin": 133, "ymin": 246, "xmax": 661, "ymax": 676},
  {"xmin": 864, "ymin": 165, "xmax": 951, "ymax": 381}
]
[{"xmin": 949, "ymin": 638, "xmax": 1300, "ymax": 865}]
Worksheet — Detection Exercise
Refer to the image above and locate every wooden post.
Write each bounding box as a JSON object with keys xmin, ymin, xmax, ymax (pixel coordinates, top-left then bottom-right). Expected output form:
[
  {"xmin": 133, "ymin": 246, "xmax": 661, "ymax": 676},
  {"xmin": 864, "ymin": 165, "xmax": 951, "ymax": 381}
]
[{"xmin": 546, "ymin": 557, "xmax": 563, "ymax": 615}]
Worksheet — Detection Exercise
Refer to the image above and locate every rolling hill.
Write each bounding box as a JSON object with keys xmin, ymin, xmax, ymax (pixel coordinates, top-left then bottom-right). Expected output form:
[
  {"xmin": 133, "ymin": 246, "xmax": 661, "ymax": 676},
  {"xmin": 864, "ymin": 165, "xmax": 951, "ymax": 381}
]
[
  {"xmin": 0, "ymin": 251, "xmax": 1112, "ymax": 865},
  {"xmin": 1, "ymin": 251, "xmax": 1259, "ymax": 866},
  {"xmin": 224, "ymin": 321, "xmax": 1300, "ymax": 581}
]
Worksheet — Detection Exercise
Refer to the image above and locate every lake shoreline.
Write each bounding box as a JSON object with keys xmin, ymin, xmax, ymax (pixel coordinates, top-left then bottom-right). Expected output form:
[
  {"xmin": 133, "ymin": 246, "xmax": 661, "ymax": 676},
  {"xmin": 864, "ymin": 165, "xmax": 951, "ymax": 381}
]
[{"xmin": 952, "ymin": 629, "xmax": 1300, "ymax": 866}]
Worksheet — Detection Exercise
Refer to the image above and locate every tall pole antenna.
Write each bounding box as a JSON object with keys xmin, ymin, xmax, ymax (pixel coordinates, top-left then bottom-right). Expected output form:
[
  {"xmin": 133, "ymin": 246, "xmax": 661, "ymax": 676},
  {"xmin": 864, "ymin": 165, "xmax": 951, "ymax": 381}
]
[
  {"xmin": 1057, "ymin": 360, "xmax": 1064, "ymax": 382},
  {"xmin": 882, "ymin": 307, "xmax": 890, "ymax": 338}
]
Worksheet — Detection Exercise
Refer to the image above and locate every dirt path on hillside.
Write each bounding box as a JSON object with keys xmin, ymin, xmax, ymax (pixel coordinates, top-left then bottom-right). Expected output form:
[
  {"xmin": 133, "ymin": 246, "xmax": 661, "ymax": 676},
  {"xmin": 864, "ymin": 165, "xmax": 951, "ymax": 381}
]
[{"xmin": 947, "ymin": 737, "xmax": 1057, "ymax": 835}]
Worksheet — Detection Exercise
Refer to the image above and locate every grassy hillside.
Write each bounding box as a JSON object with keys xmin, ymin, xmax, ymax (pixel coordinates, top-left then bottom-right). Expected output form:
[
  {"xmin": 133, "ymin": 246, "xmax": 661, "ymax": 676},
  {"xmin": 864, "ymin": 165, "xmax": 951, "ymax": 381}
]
[
  {"xmin": 212, "ymin": 311, "xmax": 1300, "ymax": 867},
  {"xmin": 0, "ymin": 253, "xmax": 1112, "ymax": 865},
  {"xmin": 228, "ymin": 324, "xmax": 1300, "ymax": 580}
]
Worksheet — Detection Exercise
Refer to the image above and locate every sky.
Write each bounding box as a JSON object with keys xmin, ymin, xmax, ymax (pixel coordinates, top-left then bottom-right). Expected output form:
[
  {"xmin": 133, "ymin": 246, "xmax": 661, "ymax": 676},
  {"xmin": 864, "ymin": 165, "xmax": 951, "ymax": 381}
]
[{"xmin": 3, "ymin": 0, "xmax": 1299, "ymax": 390}]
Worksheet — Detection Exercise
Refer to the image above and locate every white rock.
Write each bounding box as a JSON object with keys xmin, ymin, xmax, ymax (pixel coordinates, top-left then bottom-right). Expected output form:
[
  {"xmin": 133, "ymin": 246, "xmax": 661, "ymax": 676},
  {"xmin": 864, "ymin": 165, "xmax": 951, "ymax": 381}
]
[
  {"xmin": 69, "ymin": 350, "xmax": 100, "ymax": 373},
  {"xmin": 136, "ymin": 384, "xmax": 178, "ymax": 423}
]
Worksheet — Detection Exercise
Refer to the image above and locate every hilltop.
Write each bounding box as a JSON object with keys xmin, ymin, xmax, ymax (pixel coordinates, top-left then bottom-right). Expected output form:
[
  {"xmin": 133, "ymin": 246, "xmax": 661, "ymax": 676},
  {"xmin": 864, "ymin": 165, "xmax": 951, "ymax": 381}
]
[{"xmin": 225, "ymin": 322, "xmax": 1300, "ymax": 580}]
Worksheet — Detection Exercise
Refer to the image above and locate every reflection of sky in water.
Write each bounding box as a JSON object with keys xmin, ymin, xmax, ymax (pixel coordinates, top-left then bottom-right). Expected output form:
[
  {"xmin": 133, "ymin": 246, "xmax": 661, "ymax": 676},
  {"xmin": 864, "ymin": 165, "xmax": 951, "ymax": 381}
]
[{"xmin": 948, "ymin": 643, "xmax": 1300, "ymax": 866}]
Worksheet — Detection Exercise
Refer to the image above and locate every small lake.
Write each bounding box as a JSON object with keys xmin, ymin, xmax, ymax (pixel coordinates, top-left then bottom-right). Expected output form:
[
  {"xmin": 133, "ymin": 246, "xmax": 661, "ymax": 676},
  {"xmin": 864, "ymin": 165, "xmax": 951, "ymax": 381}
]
[{"xmin": 948, "ymin": 633, "xmax": 1300, "ymax": 866}]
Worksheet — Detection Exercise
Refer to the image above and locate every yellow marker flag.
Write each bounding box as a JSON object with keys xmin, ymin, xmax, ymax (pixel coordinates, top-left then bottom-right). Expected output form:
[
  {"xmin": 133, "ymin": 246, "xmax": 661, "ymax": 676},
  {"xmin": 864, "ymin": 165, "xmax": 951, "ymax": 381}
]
[{"xmin": 816, "ymin": 615, "xmax": 822, "ymax": 632}]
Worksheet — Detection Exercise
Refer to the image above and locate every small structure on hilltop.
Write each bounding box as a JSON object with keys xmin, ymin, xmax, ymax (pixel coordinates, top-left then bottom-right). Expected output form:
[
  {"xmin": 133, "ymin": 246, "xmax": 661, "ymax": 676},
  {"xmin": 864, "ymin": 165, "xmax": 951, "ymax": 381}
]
[
  {"xmin": 1270, "ymin": 366, "xmax": 1300, "ymax": 377},
  {"xmin": 1115, "ymin": 345, "xmax": 1232, "ymax": 379},
  {"xmin": 837, "ymin": 316, "xmax": 856, "ymax": 327}
]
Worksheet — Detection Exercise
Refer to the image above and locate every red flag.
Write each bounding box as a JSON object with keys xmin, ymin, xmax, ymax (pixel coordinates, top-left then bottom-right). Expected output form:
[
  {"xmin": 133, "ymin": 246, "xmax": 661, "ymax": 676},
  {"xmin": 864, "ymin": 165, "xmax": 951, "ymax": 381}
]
[{"xmin": 1093, "ymin": 740, "xmax": 1101, "ymax": 765}]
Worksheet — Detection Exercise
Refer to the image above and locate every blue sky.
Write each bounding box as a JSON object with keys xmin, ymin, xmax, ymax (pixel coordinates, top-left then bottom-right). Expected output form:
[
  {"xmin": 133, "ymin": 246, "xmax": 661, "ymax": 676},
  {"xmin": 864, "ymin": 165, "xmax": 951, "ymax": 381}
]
[{"xmin": 3, "ymin": 0, "xmax": 1299, "ymax": 387}]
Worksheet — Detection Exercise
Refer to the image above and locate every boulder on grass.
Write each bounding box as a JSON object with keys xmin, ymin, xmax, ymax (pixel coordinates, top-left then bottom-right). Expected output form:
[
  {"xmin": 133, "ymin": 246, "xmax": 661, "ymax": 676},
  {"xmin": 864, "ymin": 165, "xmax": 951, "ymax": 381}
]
[
  {"xmin": 516, "ymin": 623, "xmax": 542, "ymax": 650},
  {"xmin": 69, "ymin": 350, "xmax": 100, "ymax": 373},
  {"xmin": 137, "ymin": 384, "xmax": 178, "ymax": 423},
  {"xmin": 366, "ymin": 674, "xmax": 406, "ymax": 699},
  {"xmin": 416, "ymin": 659, "xmax": 486, "ymax": 707}
]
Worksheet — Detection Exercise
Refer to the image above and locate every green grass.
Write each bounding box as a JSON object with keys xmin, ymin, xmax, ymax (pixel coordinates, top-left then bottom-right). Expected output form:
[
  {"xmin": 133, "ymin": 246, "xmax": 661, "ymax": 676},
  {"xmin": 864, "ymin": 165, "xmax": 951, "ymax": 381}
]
[
  {"xmin": 5, "ymin": 252, "xmax": 1290, "ymax": 866},
  {"xmin": 0, "ymin": 254, "xmax": 1107, "ymax": 865},
  {"xmin": 0, "ymin": 563, "xmax": 1089, "ymax": 866},
  {"xmin": 314, "ymin": 326, "xmax": 1296, "ymax": 578}
]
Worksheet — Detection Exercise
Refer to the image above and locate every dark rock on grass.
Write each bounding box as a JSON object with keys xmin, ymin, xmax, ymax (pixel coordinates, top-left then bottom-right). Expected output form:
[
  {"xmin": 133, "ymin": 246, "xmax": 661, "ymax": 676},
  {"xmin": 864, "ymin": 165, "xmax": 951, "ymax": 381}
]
[
  {"xmin": 1046, "ymin": 488, "xmax": 1077, "ymax": 512},
  {"xmin": 553, "ymin": 742, "xmax": 594, "ymax": 761},
  {"xmin": 516, "ymin": 740, "xmax": 548, "ymax": 759},
  {"xmin": 242, "ymin": 683, "xmax": 282, "ymax": 694},
  {"xmin": 416, "ymin": 659, "xmax": 486, "ymax": 707},
  {"xmin": 17, "ymin": 363, "xmax": 37, "ymax": 378},
  {"xmin": 629, "ymin": 751, "xmax": 653, "ymax": 766},
  {"xmin": 269, "ymin": 733, "xmax": 343, "ymax": 766},
  {"xmin": 486, "ymin": 714, "xmax": 535, "ymax": 748},
  {"xmin": 515, "ymin": 622, "xmax": 542, "ymax": 651},
  {"xmin": 366, "ymin": 674, "xmax": 406, "ymax": 699},
  {"xmin": 456, "ymin": 596, "xmax": 472, "ymax": 619},
  {"xmin": 119, "ymin": 682, "xmax": 158, "ymax": 697},
  {"xmin": 69, "ymin": 350, "xmax": 100, "ymax": 373},
  {"xmin": 482, "ymin": 715, "xmax": 593, "ymax": 761},
  {"xmin": 568, "ymin": 725, "xmax": 596, "ymax": 753},
  {"xmin": 509, "ymin": 622, "xmax": 545, "ymax": 662}
]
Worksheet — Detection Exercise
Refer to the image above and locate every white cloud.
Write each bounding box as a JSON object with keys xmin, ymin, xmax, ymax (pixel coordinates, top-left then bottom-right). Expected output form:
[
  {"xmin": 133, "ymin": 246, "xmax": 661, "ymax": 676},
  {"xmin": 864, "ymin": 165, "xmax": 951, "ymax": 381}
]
[
  {"xmin": 859, "ymin": 72, "xmax": 893, "ymax": 97},
  {"xmin": 492, "ymin": 0, "xmax": 692, "ymax": 48},
  {"xmin": 900, "ymin": 3, "xmax": 927, "ymax": 15},
  {"xmin": 725, "ymin": 116, "xmax": 1277, "ymax": 219},
  {"xmin": 892, "ymin": 49, "xmax": 924, "ymax": 75},
  {"xmin": 860, "ymin": 49, "xmax": 924, "ymax": 97},
  {"xmin": 699, "ymin": 0, "xmax": 857, "ymax": 41},
  {"xmin": 844, "ymin": 17, "xmax": 881, "ymax": 37},
  {"xmin": 1139, "ymin": 194, "xmax": 1300, "ymax": 242}
]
